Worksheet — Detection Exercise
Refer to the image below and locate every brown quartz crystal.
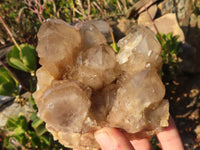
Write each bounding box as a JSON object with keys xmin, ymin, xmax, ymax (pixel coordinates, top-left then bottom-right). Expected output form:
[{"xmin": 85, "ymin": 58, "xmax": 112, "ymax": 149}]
[{"xmin": 33, "ymin": 19, "xmax": 169, "ymax": 149}]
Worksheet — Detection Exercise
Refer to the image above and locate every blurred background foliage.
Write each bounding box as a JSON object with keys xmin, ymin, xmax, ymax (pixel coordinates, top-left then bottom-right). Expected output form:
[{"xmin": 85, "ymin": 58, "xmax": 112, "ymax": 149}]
[
  {"xmin": 0, "ymin": 0, "xmax": 39, "ymax": 45},
  {"xmin": 0, "ymin": 0, "xmax": 138, "ymax": 46}
]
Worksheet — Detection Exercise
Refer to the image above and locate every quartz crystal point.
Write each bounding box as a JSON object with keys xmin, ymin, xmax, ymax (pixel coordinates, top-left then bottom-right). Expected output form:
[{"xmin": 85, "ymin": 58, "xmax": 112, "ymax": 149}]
[
  {"xmin": 37, "ymin": 80, "xmax": 92, "ymax": 133},
  {"xmin": 116, "ymin": 26, "xmax": 163, "ymax": 74},
  {"xmin": 36, "ymin": 19, "xmax": 82, "ymax": 78},
  {"xmin": 80, "ymin": 23, "xmax": 107, "ymax": 49},
  {"xmin": 107, "ymin": 69, "xmax": 166, "ymax": 133},
  {"xmin": 34, "ymin": 19, "xmax": 169, "ymax": 149},
  {"xmin": 70, "ymin": 44, "xmax": 117, "ymax": 90}
]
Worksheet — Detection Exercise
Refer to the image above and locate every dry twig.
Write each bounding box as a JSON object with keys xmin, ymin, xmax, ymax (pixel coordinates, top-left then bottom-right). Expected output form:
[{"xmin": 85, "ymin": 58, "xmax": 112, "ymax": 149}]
[
  {"xmin": 24, "ymin": 0, "xmax": 45, "ymax": 23},
  {"xmin": 93, "ymin": 2, "xmax": 118, "ymax": 52}
]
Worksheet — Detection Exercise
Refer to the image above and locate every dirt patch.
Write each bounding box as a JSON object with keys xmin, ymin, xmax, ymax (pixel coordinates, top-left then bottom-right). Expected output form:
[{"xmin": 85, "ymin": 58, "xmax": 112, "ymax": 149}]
[{"xmin": 165, "ymin": 73, "xmax": 200, "ymax": 149}]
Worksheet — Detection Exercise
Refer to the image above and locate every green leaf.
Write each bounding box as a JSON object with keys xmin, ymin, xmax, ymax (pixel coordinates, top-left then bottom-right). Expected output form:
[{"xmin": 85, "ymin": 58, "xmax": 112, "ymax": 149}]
[
  {"xmin": 7, "ymin": 44, "xmax": 37, "ymax": 73},
  {"xmin": 29, "ymin": 131, "xmax": 41, "ymax": 148},
  {"xmin": 40, "ymin": 135, "xmax": 50, "ymax": 145},
  {"xmin": 10, "ymin": 45, "xmax": 20, "ymax": 58},
  {"xmin": 0, "ymin": 68, "xmax": 15, "ymax": 83},
  {"xmin": 6, "ymin": 115, "xmax": 27, "ymax": 132},
  {"xmin": 30, "ymin": 112, "xmax": 38, "ymax": 121},
  {"xmin": 7, "ymin": 46, "xmax": 29, "ymax": 72},
  {"xmin": 12, "ymin": 133, "xmax": 27, "ymax": 146},
  {"xmin": 0, "ymin": 67, "xmax": 19, "ymax": 96},
  {"xmin": 166, "ymin": 32, "xmax": 172, "ymax": 39},
  {"xmin": 6, "ymin": 116, "xmax": 19, "ymax": 131},
  {"xmin": 0, "ymin": 82, "xmax": 16, "ymax": 96},
  {"xmin": 31, "ymin": 117, "xmax": 43, "ymax": 129},
  {"xmin": 29, "ymin": 94, "xmax": 38, "ymax": 110},
  {"xmin": 18, "ymin": 115, "xmax": 28, "ymax": 130},
  {"xmin": 21, "ymin": 44, "xmax": 37, "ymax": 72},
  {"xmin": 14, "ymin": 127, "xmax": 25, "ymax": 135},
  {"xmin": 110, "ymin": 43, "xmax": 120, "ymax": 53},
  {"xmin": 35, "ymin": 124, "xmax": 48, "ymax": 136},
  {"xmin": 9, "ymin": 57, "xmax": 29, "ymax": 72},
  {"xmin": 32, "ymin": 118, "xmax": 47, "ymax": 136}
]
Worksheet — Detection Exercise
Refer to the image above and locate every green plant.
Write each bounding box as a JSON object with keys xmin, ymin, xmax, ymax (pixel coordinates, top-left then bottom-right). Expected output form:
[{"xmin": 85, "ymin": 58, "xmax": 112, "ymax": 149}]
[
  {"xmin": 0, "ymin": 67, "xmax": 19, "ymax": 96},
  {"xmin": 3, "ymin": 89, "xmax": 65, "ymax": 149},
  {"xmin": 193, "ymin": 2, "xmax": 200, "ymax": 16},
  {"xmin": 0, "ymin": 15, "xmax": 37, "ymax": 94},
  {"xmin": 7, "ymin": 44, "xmax": 37, "ymax": 76},
  {"xmin": 151, "ymin": 135, "xmax": 160, "ymax": 150},
  {"xmin": 3, "ymin": 91, "xmax": 65, "ymax": 149},
  {"xmin": 157, "ymin": 32, "xmax": 182, "ymax": 65},
  {"xmin": 156, "ymin": 32, "xmax": 182, "ymax": 78},
  {"xmin": 3, "ymin": 113, "xmax": 65, "ymax": 150}
]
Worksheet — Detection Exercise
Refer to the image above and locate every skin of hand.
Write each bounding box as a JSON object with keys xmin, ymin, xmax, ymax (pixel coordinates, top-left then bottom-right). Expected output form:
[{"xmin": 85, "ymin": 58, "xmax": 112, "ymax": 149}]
[{"xmin": 74, "ymin": 116, "xmax": 184, "ymax": 150}]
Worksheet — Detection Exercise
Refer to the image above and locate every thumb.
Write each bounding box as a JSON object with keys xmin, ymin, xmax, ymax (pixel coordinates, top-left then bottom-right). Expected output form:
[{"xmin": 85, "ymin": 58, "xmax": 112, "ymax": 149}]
[{"xmin": 94, "ymin": 127, "xmax": 135, "ymax": 150}]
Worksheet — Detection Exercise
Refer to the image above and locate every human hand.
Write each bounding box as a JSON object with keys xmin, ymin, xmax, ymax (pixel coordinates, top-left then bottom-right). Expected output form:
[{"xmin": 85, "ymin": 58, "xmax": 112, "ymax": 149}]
[
  {"xmin": 93, "ymin": 117, "xmax": 184, "ymax": 150},
  {"xmin": 75, "ymin": 116, "xmax": 184, "ymax": 150}
]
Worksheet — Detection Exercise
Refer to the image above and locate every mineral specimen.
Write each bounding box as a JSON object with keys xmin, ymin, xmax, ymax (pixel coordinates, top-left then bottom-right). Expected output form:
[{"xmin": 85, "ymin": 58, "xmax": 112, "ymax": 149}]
[{"xmin": 33, "ymin": 19, "xmax": 169, "ymax": 149}]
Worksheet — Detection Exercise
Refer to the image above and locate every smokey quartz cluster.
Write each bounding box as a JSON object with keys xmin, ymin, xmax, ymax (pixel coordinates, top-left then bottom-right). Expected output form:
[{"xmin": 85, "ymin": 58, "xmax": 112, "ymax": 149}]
[{"xmin": 33, "ymin": 19, "xmax": 169, "ymax": 149}]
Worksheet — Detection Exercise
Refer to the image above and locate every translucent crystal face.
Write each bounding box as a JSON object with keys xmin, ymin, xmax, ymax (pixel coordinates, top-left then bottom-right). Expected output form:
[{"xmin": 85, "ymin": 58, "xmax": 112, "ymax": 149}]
[
  {"xmin": 36, "ymin": 19, "xmax": 82, "ymax": 78},
  {"xmin": 70, "ymin": 44, "xmax": 117, "ymax": 90},
  {"xmin": 38, "ymin": 80, "xmax": 91, "ymax": 133},
  {"xmin": 34, "ymin": 19, "xmax": 169, "ymax": 150},
  {"xmin": 107, "ymin": 69, "xmax": 166, "ymax": 133},
  {"xmin": 80, "ymin": 23, "xmax": 107, "ymax": 49},
  {"xmin": 116, "ymin": 26, "xmax": 162, "ymax": 75}
]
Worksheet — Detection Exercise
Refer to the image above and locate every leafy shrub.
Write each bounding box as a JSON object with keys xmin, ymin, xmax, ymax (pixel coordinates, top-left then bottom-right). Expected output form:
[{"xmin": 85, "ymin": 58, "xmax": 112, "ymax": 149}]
[
  {"xmin": 156, "ymin": 32, "xmax": 182, "ymax": 78},
  {"xmin": 4, "ymin": 113, "xmax": 65, "ymax": 149},
  {"xmin": 0, "ymin": 43, "xmax": 37, "ymax": 96},
  {"xmin": 193, "ymin": 2, "xmax": 200, "ymax": 16},
  {"xmin": 7, "ymin": 44, "xmax": 37, "ymax": 75}
]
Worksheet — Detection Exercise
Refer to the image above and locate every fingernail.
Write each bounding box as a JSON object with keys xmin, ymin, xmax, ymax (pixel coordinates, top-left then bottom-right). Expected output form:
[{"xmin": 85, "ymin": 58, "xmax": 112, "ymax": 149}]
[{"xmin": 94, "ymin": 130, "xmax": 113, "ymax": 149}]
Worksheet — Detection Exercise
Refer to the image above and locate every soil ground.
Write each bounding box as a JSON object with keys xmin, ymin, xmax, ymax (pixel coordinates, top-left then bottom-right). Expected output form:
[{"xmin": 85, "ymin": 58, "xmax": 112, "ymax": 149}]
[{"xmin": 166, "ymin": 73, "xmax": 200, "ymax": 150}]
